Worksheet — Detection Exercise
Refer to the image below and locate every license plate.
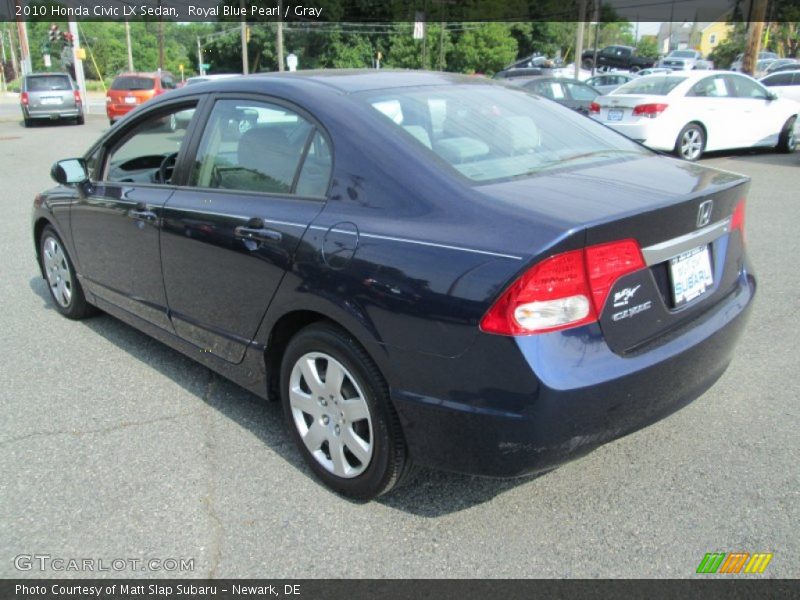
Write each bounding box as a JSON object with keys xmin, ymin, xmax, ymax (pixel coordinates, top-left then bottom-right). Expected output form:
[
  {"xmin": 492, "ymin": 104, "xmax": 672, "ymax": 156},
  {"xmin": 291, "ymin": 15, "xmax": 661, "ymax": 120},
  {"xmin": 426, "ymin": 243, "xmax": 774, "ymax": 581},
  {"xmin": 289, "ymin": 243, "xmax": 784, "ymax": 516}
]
[
  {"xmin": 124, "ymin": 97, "xmax": 137, "ymax": 104},
  {"xmin": 608, "ymin": 109, "xmax": 624, "ymax": 121},
  {"xmin": 41, "ymin": 97, "xmax": 62, "ymax": 105},
  {"xmin": 669, "ymin": 245, "xmax": 713, "ymax": 307}
]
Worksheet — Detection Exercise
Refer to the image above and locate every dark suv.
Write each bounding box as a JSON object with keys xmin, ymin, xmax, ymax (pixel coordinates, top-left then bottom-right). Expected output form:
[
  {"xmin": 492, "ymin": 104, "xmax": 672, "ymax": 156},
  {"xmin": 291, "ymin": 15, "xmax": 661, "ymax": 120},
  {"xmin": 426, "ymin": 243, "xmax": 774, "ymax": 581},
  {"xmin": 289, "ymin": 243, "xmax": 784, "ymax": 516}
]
[{"xmin": 20, "ymin": 73, "xmax": 84, "ymax": 127}]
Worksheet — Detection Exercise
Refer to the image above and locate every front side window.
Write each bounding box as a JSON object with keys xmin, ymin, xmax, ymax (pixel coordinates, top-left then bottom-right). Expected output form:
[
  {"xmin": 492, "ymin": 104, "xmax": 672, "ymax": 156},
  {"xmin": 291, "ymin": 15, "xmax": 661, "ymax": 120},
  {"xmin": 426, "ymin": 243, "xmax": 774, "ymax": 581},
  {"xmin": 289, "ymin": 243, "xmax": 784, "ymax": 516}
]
[
  {"xmin": 564, "ymin": 82, "xmax": 597, "ymax": 101},
  {"xmin": 189, "ymin": 99, "xmax": 323, "ymax": 195},
  {"xmin": 360, "ymin": 84, "xmax": 648, "ymax": 183},
  {"xmin": 763, "ymin": 73, "xmax": 792, "ymax": 86},
  {"xmin": 104, "ymin": 106, "xmax": 196, "ymax": 184},
  {"xmin": 727, "ymin": 76, "xmax": 769, "ymax": 99}
]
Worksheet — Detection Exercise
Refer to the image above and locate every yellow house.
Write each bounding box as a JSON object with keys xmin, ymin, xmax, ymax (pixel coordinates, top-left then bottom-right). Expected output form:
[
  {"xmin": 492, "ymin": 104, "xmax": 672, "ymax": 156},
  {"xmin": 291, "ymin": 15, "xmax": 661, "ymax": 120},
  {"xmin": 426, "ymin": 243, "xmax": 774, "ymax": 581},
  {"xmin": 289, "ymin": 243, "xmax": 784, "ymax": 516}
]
[{"xmin": 696, "ymin": 21, "xmax": 733, "ymax": 57}]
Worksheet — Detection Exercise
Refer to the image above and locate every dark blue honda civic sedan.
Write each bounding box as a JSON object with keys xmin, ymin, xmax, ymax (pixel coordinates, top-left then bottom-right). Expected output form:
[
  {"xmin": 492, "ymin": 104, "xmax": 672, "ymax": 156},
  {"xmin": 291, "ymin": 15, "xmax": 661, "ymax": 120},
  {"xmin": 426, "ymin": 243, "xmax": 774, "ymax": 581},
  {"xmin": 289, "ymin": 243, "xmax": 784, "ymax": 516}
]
[{"xmin": 34, "ymin": 71, "xmax": 755, "ymax": 499}]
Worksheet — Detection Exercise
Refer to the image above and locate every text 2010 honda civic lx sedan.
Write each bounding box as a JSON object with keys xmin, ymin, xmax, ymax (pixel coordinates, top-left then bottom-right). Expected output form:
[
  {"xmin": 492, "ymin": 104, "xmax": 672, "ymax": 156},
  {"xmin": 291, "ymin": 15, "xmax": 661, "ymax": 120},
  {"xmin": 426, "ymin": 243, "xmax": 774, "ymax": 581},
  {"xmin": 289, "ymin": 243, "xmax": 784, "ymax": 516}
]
[{"xmin": 33, "ymin": 71, "xmax": 755, "ymax": 499}]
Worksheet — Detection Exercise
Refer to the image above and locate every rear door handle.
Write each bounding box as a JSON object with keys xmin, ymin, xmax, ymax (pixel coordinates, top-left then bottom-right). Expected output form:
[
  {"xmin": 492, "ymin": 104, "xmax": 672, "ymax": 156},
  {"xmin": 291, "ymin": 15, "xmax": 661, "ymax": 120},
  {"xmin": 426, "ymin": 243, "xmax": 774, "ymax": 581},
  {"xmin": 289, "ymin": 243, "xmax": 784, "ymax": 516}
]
[{"xmin": 234, "ymin": 225, "xmax": 282, "ymax": 244}]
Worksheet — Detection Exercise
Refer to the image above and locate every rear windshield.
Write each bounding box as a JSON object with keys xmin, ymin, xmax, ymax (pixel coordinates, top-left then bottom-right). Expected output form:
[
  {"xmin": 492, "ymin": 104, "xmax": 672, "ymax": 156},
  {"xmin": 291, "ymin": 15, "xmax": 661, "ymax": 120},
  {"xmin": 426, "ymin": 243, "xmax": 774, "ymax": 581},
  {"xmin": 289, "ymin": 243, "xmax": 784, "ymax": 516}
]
[
  {"xmin": 669, "ymin": 51, "xmax": 696, "ymax": 58},
  {"xmin": 359, "ymin": 84, "xmax": 648, "ymax": 183},
  {"xmin": 26, "ymin": 75, "xmax": 71, "ymax": 92},
  {"xmin": 612, "ymin": 76, "xmax": 687, "ymax": 96},
  {"xmin": 111, "ymin": 76, "xmax": 155, "ymax": 91}
]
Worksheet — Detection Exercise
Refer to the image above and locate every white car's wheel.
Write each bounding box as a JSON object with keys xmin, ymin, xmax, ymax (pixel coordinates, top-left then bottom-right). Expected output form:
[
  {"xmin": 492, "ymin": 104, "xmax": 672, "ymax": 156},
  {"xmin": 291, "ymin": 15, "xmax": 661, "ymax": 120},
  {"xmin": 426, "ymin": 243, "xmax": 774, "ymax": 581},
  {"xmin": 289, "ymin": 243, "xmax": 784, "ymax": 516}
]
[{"xmin": 675, "ymin": 124, "xmax": 706, "ymax": 161}]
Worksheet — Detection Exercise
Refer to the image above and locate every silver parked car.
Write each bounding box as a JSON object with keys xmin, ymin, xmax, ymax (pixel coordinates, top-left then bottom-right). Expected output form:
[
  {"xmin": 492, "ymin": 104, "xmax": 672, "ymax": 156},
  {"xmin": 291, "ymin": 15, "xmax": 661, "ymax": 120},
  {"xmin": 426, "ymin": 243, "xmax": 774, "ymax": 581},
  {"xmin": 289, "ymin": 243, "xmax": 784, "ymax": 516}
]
[
  {"xmin": 20, "ymin": 73, "xmax": 84, "ymax": 127},
  {"xmin": 584, "ymin": 73, "xmax": 637, "ymax": 94},
  {"xmin": 659, "ymin": 49, "xmax": 713, "ymax": 71}
]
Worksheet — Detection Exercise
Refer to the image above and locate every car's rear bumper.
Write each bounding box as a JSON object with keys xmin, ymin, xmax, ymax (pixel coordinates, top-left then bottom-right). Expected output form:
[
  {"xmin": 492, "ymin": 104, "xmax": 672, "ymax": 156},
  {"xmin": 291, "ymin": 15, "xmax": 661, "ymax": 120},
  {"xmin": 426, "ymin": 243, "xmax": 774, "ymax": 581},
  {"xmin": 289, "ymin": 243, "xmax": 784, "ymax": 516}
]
[
  {"xmin": 107, "ymin": 105, "xmax": 136, "ymax": 120},
  {"xmin": 390, "ymin": 269, "xmax": 755, "ymax": 477},
  {"xmin": 23, "ymin": 107, "xmax": 81, "ymax": 119}
]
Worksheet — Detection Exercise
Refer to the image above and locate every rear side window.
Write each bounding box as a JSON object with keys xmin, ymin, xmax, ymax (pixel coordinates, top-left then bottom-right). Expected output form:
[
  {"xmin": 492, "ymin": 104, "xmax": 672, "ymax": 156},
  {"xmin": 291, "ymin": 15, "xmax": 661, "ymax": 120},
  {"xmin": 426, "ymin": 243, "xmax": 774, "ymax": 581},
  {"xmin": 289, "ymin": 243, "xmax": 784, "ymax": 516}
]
[
  {"xmin": 688, "ymin": 76, "xmax": 730, "ymax": 98},
  {"xmin": 160, "ymin": 77, "xmax": 176, "ymax": 90},
  {"xmin": 26, "ymin": 76, "xmax": 71, "ymax": 91},
  {"xmin": 111, "ymin": 76, "xmax": 155, "ymax": 91},
  {"xmin": 190, "ymin": 99, "xmax": 326, "ymax": 196},
  {"xmin": 613, "ymin": 76, "xmax": 687, "ymax": 96}
]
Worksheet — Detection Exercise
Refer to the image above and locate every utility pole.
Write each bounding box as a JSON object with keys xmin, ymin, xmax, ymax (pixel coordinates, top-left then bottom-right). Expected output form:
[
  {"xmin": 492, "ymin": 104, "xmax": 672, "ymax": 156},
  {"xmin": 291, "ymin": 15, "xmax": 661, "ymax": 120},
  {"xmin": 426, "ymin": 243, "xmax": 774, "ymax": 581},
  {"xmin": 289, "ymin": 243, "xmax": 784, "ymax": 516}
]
[
  {"xmin": 575, "ymin": 0, "xmax": 586, "ymax": 77},
  {"xmin": 742, "ymin": 0, "xmax": 768, "ymax": 76},
  {"xmin": 68, "ymin": 21, "xmax": 88, "ymax": 113},
  {"xmin": 125, "ymin": 20, "xmax": 134, "ymax": 71},
  {"xmin": 196, "ymin": 37, "xmax": 204, "ymax": 76},
  {"xmin": 240, "ymin": 0, "xmax": 249, "ymax": 74},
  {"xmin": 158, "ymin": 17, "xmax": 165, "ymax": 71},
  {"xmin": 15, "ymin": 11, "xmax": 32, "ymax": 76},
  {"xmin": 277, "ymin": 2, "xmax": 284, "ymax": 72}
]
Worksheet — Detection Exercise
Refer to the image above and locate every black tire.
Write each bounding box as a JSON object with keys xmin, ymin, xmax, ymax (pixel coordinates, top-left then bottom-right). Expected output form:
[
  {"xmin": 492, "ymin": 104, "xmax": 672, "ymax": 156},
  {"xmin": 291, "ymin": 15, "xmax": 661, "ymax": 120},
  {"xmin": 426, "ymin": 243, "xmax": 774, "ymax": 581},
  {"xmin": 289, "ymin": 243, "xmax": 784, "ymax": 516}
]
[
  {"xmin": 76, "ymin": 114, "xmax": 85, "ymax": 125},
  {"xmin": 39, "ymin": 226, "xmax": 96, "ymax": 320},
  {"xmin": 280, "ymin": 322, "xmax": 410, "ymax": 500},
  {"xmin": 23, "ymin": 118, "xmax": 32, "ymax": 128},
  {"xmin": 630, "ymin": 65, "xmax": 641, "ymax": 73},
  {"xmin": 777, "ymin": 116, "xmax": 797, "ymax": 153},
  {"xmin": 582, "ymin": 58, "xmax": 594, "ymax": 70},
  {"xmin": 674, "ymin": 123, "xmax": 706, "ymax": 161},
  {"xmin": 109, "ymin": 119, "xmax": 115, "ymax": 127}
]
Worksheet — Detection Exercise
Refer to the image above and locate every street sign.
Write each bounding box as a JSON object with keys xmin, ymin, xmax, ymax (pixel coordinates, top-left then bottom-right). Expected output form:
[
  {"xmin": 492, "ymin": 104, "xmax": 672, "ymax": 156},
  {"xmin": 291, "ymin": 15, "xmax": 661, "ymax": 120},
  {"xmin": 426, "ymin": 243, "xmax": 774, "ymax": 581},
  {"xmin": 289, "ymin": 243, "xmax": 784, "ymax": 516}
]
[{"xmin": 201, "ymin": 63, "xmax": 211, "ymax": 69}]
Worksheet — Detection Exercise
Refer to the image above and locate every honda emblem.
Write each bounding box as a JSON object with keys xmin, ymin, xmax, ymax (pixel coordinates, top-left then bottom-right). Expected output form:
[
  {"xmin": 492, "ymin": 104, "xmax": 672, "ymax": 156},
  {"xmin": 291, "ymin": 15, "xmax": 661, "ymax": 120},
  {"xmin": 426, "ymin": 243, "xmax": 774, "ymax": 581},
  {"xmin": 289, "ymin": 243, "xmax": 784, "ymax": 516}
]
[{"xmin": 697, "ymin": 200, "xmax": 713, "ymax": 228}]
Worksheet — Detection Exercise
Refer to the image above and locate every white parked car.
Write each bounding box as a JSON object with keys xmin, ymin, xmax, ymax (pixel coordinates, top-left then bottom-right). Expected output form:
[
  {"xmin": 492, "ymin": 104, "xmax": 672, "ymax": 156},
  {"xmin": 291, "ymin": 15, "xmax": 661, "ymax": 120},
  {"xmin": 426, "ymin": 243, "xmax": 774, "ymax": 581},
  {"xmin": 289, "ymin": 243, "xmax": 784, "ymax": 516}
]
[
  {"xmin": 760, "ymin": 70, "xmax": 800, "ymax": 102},
  {"xmin": 590, "ymin": 71, "xmax": 799, "ymax": 160}
]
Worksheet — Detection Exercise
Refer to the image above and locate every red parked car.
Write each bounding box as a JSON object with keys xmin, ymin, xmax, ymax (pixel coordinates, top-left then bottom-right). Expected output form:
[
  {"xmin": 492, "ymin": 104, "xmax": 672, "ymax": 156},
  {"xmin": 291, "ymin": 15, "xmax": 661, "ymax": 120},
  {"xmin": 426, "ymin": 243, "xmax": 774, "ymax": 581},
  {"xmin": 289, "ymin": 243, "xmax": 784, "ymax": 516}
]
[{"xmin": 106, "ymin": 71, "xmax": 176, "ymax": 126}]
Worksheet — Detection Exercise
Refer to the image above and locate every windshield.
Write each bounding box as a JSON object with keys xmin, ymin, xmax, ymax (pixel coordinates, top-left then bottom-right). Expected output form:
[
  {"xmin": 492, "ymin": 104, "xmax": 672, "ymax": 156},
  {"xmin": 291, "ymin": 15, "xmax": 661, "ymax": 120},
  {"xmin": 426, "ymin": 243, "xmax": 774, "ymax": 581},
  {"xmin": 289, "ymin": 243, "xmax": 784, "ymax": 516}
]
[
  {"xmin": 111, "ymin": 76, "xmax": 155, "ymax": 91},
  {"xmin": 359, "ymin": 84, "xmax": 648, "ymax": 183},
  {"xmin": 612, "ymin": 76, "xmax": 687, "ymax": 96},
  {"xmin": 670, "ymin": 51, "xmax": 696, "ymax": 58},
  {"xmin": 27, "ymin": 76, "xmax": 71, "ymax": 92}
]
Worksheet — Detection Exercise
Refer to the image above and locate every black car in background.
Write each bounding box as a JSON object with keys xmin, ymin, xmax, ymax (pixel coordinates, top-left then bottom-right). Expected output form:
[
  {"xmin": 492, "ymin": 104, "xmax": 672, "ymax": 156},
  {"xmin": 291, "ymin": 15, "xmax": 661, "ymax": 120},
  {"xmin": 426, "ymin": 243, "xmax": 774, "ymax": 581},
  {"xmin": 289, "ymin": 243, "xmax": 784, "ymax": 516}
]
[
  {"xmin": 582, "ymin": 45, "xmax": 657, "ymax": 72},
  {"xmin": 34, "ymin": 71, "xmax": 755, "ymax": 499}
]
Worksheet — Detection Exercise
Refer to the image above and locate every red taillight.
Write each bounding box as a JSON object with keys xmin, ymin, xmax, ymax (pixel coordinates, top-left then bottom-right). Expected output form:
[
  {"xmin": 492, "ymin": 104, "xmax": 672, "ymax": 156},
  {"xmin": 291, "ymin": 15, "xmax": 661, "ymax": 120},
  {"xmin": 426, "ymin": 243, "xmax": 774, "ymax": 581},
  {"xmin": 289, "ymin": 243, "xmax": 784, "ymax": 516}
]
[
  {"xmin": 632, "ymin": 103, "xmax": 668, "ymax": 118},
  {"xmin": 21, "ymin": 92, "xmax": 29, "ymax": 106},
  {"xmin": 74, "ymin": 90, "xmax": 82, "ymax": 104},
  {"xmin": 585, "ymin": 239, "xmax": 645, "ymax": 314},
  {"xmin": 480, "ymin": 239, "xmax": 645, "ymax": 336},
  {"xmin": 730, "ymin": 199, "xmax": 746, "ymax": 244},
  {"xmin": 589, "ymin": 101, "xmax": 600, "ymax": 114}
]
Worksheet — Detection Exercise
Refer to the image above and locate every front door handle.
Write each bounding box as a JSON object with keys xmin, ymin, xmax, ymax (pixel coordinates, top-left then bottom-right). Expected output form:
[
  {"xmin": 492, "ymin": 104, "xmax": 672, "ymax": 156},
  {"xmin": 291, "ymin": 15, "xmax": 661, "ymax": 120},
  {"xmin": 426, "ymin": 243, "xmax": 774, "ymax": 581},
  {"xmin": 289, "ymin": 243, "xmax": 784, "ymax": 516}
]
[{"xmin": 234, "ymin": 225, "xmax": 282, "ymax": 244}]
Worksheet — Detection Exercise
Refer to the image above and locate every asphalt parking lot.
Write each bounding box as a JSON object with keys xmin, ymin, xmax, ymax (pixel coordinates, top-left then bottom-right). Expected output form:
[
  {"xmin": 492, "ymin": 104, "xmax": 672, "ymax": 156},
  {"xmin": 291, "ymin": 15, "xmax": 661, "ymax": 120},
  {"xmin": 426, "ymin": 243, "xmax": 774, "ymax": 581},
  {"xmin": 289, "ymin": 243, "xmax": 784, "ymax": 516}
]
[{"xmin": 0, "ymin": 111, "xmax": 798, "ymax": 579}]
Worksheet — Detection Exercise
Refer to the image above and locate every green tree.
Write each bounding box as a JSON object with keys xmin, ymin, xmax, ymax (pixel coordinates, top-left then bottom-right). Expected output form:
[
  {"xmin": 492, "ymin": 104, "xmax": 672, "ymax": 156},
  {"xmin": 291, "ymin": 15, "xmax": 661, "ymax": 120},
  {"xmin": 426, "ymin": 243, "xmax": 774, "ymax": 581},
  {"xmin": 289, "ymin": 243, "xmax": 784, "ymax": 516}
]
[
  {"xmin": 709, "ymin": 23, "xmax": 746, "ymax": 69},
  {"xmin": 636, "ymin": 35, "xmax": 658, "ymax": 59},
  {"xmin": 447, "ymin": 22, "xmax": 518, "ymax": 75}
]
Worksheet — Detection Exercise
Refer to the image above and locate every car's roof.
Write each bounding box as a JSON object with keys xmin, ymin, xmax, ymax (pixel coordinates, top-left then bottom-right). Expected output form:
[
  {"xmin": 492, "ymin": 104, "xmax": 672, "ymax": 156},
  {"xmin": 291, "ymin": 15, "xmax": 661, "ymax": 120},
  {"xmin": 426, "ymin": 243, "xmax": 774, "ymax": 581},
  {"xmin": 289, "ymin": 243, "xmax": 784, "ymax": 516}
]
[
  {"xmin": 27, "ymin": 72, "xmax": 70, "ymax": 77},
  {"xmin": 763, "ymin": 69, "xmax": 800, "ymax": 77},
  {"xmin": 221, "ymin": 69, "xmax": 479, "ymax": 93},
  {"xmin": 114, "ymin": 71, "xmax": 172, "ymax": 78}
]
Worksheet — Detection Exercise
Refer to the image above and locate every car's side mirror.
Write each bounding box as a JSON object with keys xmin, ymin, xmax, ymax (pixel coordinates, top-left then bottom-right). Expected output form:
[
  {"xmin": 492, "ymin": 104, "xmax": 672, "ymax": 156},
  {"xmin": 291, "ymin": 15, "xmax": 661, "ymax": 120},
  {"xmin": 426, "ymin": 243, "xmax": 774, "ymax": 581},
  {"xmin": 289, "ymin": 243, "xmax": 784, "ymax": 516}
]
[
  {"xmin": 766, "ymin": 91, "xmax": 779, "ymax": 101},
  {"xmin": 51, "ymin": 158, "xmax": 88, "ymax": 186}
]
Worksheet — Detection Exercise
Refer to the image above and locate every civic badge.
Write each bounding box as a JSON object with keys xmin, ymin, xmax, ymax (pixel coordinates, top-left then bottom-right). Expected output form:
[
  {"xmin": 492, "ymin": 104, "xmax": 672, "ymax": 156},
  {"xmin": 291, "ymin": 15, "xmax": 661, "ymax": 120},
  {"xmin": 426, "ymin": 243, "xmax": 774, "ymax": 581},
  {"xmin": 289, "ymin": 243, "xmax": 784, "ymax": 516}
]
[{"xmin": 697, "ymin": 200, "xmax": 713, "ymax": 228}]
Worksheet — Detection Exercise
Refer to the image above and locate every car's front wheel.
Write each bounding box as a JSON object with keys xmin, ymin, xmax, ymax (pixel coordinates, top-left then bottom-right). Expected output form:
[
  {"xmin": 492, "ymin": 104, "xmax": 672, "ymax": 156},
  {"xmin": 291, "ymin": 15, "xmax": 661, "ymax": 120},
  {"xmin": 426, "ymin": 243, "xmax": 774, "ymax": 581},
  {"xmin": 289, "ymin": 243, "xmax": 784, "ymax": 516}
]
[
  {"xmin": 280, "ymin": 322, "xmax": 410, "ymax": 500},
  {"xmin": 39, "ymin": 226, "xmax": 96, "ymax": 320},
  {"xmin": 777, "ymin": 116, "xmax": 796, "ymax": 153},
  {"xmin": 675, "ymin": 123, "xmax": 706, "ymax": 161}
]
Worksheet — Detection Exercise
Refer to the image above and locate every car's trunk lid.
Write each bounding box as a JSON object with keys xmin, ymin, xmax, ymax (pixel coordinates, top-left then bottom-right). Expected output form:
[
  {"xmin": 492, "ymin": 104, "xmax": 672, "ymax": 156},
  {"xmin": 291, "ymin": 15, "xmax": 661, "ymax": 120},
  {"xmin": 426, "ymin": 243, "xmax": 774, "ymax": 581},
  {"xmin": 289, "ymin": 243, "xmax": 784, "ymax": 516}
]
[{"xmin": 476, "ymin": 155, "xmax": 750, "ymax": 353}]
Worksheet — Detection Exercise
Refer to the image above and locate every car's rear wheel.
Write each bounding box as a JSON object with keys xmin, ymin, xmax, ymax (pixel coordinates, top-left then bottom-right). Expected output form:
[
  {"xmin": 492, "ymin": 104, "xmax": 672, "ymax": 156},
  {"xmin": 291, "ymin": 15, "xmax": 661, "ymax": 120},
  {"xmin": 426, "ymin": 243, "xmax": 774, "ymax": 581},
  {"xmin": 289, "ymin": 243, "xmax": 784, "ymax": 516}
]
[
  {"xmin": 75, "ymin": 114, "xmax": 84, "ymax": 125},
  {"xmin": 39, "ymin": 226, "xmax": 96, "ymax": 320},
  {"xmin": 280, "ymin": 322, "xmax": 410, "ymax": 500},
  {"xmin": 675, "ymin": 123, "xmax": 705, "ymax": 161},
  {"xmin": 777, "ymin": 116, "xmax": 796, "ymax": 153},
  {"xmin": 23, "ymin": 118, "xmax": 32, "ymax": 128},
  {"xmin": 582, "ymin": 58, "xmax": 593, "ymax": 70}
]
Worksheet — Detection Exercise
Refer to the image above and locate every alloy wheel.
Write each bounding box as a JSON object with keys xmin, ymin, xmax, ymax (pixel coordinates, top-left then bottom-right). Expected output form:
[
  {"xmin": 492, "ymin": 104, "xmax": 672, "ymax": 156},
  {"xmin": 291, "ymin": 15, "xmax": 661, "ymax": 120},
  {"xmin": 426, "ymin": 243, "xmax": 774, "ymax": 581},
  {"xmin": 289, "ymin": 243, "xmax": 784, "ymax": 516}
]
[
  {"xmin": 288, "ymin": 352, "xmax": 374, "ymax": 478},
  {"xmin": 42, "ymin": 236, "xmax": 72, "ymax": 308},
  {"xmin": 681, "ymin": 128, "xmax": 703, "ymax": 160}
]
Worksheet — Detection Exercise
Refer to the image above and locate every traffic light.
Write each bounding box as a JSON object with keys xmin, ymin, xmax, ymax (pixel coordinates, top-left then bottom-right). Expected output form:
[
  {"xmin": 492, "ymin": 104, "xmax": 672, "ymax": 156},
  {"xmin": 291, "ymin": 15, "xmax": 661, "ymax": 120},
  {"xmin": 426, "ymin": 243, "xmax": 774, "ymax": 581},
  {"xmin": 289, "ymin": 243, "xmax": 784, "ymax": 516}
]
[{"xmin": 48, "ymin": 25, "xmax": 59, "ymax": 43}]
